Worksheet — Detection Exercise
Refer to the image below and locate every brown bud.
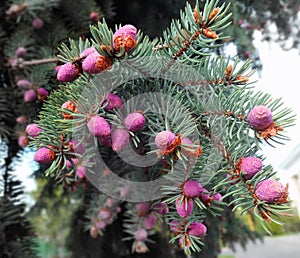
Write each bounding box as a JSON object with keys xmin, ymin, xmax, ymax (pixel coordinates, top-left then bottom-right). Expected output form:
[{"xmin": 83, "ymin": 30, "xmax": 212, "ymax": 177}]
[
  {"xmin": 90, "ymin": 226, "xmax": 99, "ymax": 238},
  {"xmin": 225, "ymin": 65, "xmax": 233, "ymax": 77},
  {"xmin": 202, "ymin": 29, "xmax": 218, "ymax": 39},
  {"xmin": 209, "ymin": 7, "xmax": 219, "ymax": 21}
]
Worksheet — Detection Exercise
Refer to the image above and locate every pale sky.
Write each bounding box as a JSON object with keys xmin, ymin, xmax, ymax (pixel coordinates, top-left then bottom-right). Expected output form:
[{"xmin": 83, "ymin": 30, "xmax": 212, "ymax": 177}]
[
  {"xmin": 220, "ymin": 29, "xmax": 300, "ymax": 174},
  {"xmin": 252, "ymin": 31, "xmax": 300, "ymax": 171}
]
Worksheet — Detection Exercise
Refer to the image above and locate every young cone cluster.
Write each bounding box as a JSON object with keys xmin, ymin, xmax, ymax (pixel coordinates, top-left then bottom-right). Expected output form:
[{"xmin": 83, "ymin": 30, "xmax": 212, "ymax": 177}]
[{"xmin": 26, "ymin": 0, "xmax": 296, "ymax": 256}]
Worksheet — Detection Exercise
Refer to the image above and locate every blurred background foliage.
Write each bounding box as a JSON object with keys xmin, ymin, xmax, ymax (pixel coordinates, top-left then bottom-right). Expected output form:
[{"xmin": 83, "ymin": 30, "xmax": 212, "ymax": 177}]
[{"xmin": 1, "ymin": 0, "xmax": 300, "ymax": 257}]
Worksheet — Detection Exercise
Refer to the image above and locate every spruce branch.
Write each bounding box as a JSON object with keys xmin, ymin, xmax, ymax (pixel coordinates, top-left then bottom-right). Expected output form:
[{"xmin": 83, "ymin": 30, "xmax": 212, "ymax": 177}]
[
  {"xmin": 9, "ymin": 56, "xmax": 58, "ymax": 69},
  {"xmin": 157, "ymin": 0, "xmax": 232, "ymax": 66},
  {"xmin": 24, "ymin": 0, "xmax": 297, "ymax": 255}
]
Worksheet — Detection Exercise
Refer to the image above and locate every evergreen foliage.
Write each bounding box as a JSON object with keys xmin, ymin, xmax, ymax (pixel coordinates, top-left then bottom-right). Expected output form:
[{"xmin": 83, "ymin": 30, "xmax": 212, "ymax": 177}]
[
  {"xmin": 0, "ymin": 0, "xmax": 299, "ymax": 257},
  {"xmin": 113, "ymin": 0, "xmax": 300, "ymax": 71},
  {"xmin": 0, "ymin": 0, "xmax": 116, "ymax": 256},
  {"xmin": 28, "ymin": 0, "xmax": 295, "ymax": 256}
]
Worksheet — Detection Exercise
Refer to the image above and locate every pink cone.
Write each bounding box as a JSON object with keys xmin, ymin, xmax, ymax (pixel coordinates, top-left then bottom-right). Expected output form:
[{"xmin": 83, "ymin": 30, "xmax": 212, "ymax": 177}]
[
  {"xmin": 175, "ymin": 197, "xmax": 193, "ymax": 218},
  {"xmin": 6, "ymin": 4, "xmax": 21, "ymax": 16},
  {"xmin": 199, "ymin": 188, "xmax": 210, "ymax": 203},
  {"xmin": 99, "ymin": 208, "xmax": 111, "ymax": 220},
  {"xmin": 120, "ymin": 185, "xmax": 131, "ymax": 198},
  {"xmin": 136, "ymin": 202, "xmax": 151, "ymax": 217},
  {"xmin": 111, "ymin": 128, "xmax": 130, "ymax": 151},
  {"xmin": 34, "ymin": 147, "xmax": 55, "ymax": 163},
  {"xmin": 106, "ymin": 198, "xmax": 115, "ymax": 208},
  {"xmin": 80, "ymin": 47, "xmax": 96, "ymax": 58},
  {"xmin": 241, "ymin": 156, "xmax": 262, "ymax": 179},
  {"xmin": 182, "ymin": 137, "xmax": 193, "ymax": 144},
  {"xmin": 96, "ymin": 220, "xmax": 106, "ymax": 230},
  {"xmin": 76, "ymin": 166, "xmax": 86, "ymax": 178},
  {"xmin": 188, "ymin": 222, "xmax": 207, "ymax": 237},
  {"xmin": 82, "ymin": 52, "xmax": 111, "ymax": 74},
  {"xmin": 66, "ymin": 158, "xmax": 78, "ymax": 168},
  {"xmin": 124, "ymin": 112, "xmax": 145, "ymax": 132},
  {"xmin": 155, "ymin": 130, "xmax": 176, "ymax": 151},
  {"xmin": 18, "ymin": 135, "xmax": 29, "ymax": 148},
  {"xmin": 24, "ymin": 89, "xmax": 37, "ymax": 102},
  {"xmin": 61, "ymin": 100, "xmax": 77, "ymax": 119},
  {"xmin": 255, "ymin": 179, "xmax": 286, "ymax": 203},
  {"xmin": 57, "ymin": 62, "xmax": 80, "ymax": 82},
  {"xmin": 213, "ymin": 193, "xmax": 222, "ymax": 201},
  {"xmin": 26, "ymin": 123, "xmax": 43, "ymax": 138},
  {"xmin": 134, "ymin": 228, "xmax": 148, "ymax": 241},
  {"xmin": 247, "ymin": 105, "xmax": 273, "ymax": 131},
  {"xmin": 113, "ymin": 24, "xmax": 137, "ymax": 52},
  {"xmin": 143, "ymin": 213, "xmax": 157, "ymax": 229},
  {"xmin": 37, "ymin": 87, "xmax": 49, "ymax": 98},
  {"xmin": 15, "ymin": 47, "xmax": 26, "ymax": 57},
  {"xmin": 87, "ymin": 115, "xmax": 111, "ymax": 138},
  {"xmin": 89, "ymin": 11, "xmax": 100, "ymax": 22},
  {"xmin": 102, "ymin": 93, "xmax": 123, "ymax": 110},
  {"xmin": 16, "ymin": 116, "xmax": 27, "ymax": 124},
  {"xmin": 17, "ymin": 79, "xmax": 32, "ymax": 90},
  {"xmin": 154, "ymin": 202, "xmax": 169, "ymax": 214},
  {"xmin": 32, "ymin": 18, "xmax": 44, "ymax": 29},
  {"xmin": 182, "ymin": 180, "xmax": 203, "ymax": 198},
  {"xmin": 114, "ymin": 25, "xmax": 137, "ymax": 41}
]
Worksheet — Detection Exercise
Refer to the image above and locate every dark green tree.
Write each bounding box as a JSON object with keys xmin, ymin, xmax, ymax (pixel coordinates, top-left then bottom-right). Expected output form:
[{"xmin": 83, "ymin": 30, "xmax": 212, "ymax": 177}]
[
  {"xmin": 0, "ymin": 0, "xmax": 115, "ymax": 256},
  {"xmin": 0, "ymin": 148, "xmax": 37, "ymax": 257}
]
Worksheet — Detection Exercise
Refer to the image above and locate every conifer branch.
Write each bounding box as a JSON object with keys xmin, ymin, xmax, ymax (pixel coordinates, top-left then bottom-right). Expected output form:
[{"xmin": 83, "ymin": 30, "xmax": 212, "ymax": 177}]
[
  {"xmin": 10, "ymin": 0, "xmax": 296, "ymax": 255},
  {"xmin": 9, "ymin": 57, "xmax": 59, "ymax": 69}
]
